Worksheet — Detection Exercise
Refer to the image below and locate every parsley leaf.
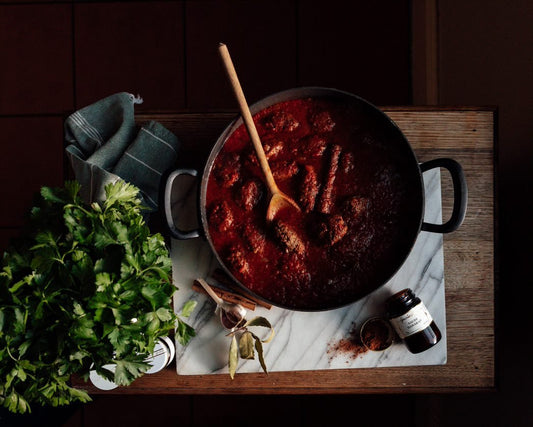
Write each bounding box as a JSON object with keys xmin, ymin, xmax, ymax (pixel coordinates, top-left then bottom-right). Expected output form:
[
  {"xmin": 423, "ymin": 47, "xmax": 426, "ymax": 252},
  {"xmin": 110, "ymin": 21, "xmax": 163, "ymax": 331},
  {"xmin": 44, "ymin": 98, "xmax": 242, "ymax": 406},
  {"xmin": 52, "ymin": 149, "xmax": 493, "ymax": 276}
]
[{"xmin": 0, "ymin": 181, "xmax": 194, "ymax": 414}]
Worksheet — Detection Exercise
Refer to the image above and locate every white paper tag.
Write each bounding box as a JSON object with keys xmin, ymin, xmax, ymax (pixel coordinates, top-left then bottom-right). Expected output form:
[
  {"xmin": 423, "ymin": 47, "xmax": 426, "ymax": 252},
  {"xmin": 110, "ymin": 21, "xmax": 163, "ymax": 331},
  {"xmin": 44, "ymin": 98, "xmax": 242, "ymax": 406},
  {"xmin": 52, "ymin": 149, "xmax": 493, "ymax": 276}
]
[{"xmin": 389, "ymin": 302, "xmax": 433, "ymax": 339}]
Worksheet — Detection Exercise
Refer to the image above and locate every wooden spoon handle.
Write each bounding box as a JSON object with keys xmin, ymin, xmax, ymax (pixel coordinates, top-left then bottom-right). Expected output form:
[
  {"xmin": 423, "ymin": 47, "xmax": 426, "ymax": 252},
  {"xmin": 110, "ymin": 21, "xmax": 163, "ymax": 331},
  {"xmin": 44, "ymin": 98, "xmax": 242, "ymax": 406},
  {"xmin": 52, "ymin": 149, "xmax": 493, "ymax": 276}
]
[
  {"xmin": 196, "ymin": 278, "xmax": 224, "ymax": 306},
  {"xmin": 218, "ymin": 43, "xmax": 279, "ymax": 194}
]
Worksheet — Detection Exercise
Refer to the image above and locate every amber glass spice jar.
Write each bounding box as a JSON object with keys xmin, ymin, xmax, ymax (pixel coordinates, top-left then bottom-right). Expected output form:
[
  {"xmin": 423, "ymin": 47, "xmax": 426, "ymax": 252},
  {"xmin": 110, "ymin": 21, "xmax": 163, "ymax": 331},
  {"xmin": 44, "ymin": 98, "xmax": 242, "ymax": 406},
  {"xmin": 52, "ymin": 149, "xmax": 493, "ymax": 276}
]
[{"xmin": 386, "ymin": 288, "xmax": 442, "ymax": 354}]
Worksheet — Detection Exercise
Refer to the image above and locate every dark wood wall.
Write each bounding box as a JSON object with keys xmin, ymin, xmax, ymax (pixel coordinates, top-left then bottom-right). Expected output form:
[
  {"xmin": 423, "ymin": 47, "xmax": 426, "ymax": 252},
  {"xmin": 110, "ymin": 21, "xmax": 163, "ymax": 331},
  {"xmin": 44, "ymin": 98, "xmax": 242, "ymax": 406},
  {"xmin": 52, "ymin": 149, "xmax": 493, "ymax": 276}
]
[
  {"xmin": 0, "ymin": 0, "xmax": 411, "ymax": 250},
  {"xmin": 1, "ymin": 0, "xmax": 532, "ymax": 426}
]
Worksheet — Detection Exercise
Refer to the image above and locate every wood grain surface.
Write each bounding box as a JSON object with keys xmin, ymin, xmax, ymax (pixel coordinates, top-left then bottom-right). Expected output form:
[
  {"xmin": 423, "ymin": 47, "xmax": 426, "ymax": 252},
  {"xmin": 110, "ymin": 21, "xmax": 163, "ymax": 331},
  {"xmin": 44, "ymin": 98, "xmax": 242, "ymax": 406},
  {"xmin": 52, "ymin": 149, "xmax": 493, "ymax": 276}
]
[{"xmin": 72, "ymin": 107, "xmax": 495, "ymax": 394}]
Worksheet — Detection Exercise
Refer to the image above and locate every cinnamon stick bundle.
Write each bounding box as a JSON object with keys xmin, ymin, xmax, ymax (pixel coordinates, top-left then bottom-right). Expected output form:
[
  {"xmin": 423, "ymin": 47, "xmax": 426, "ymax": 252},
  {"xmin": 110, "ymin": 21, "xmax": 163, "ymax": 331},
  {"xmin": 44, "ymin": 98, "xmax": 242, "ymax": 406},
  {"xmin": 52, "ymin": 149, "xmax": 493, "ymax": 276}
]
[
  {"xmin": 192, "ymin": 279, "xmax": 257, "ymax": 311},
  {"xmin": 211, "ymin": 269, "xmax": 272, "ymax": 310}
]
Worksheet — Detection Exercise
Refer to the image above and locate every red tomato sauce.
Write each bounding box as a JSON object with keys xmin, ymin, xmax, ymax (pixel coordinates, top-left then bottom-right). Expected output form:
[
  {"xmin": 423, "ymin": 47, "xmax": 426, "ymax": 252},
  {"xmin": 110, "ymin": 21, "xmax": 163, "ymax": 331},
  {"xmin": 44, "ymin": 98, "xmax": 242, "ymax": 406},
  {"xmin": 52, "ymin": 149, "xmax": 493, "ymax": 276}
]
[{"xmin": 206, "ymin": 98, "xmax": 421, "ymax": 310}]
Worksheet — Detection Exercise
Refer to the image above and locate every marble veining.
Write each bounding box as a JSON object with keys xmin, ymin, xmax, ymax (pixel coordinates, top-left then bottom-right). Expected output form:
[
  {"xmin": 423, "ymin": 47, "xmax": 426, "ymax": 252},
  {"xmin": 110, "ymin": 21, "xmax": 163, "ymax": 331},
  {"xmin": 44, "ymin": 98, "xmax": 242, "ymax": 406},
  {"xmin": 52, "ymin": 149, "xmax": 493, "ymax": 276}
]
[{"xmin": 171, "ymin": 169, "xmax": 446, "ymax": 375}]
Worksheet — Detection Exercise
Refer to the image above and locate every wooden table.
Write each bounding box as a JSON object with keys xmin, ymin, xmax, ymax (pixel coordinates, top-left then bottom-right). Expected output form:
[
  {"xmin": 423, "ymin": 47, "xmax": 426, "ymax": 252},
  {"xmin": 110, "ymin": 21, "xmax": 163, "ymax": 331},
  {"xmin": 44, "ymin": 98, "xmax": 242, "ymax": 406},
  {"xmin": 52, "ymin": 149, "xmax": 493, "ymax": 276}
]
[{"xmin": 72, "ymin": 106, "xmax": 495, "ymax": 394}]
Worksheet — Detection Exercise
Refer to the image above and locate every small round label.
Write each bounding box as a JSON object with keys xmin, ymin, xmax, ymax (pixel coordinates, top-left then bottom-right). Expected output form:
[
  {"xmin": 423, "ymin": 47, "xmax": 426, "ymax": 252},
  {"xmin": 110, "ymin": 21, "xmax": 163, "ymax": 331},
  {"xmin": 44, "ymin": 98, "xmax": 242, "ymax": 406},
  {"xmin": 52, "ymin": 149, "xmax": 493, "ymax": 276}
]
[
  {"xmin": 389, "ymin": 302, "xmax": 433, "ymax": 339},
  {"xmin": 89, "ymin": 364, "xmax": 118, "ymax": 391}
]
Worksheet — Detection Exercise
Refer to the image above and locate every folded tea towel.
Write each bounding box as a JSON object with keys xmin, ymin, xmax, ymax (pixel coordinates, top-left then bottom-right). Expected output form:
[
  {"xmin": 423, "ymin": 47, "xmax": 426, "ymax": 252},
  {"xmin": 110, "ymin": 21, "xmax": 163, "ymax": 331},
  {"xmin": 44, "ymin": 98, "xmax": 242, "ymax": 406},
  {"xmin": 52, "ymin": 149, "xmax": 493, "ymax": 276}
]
[{"xmin": 64, "ymin": 92, "xmax": 180, "ymax": 211}]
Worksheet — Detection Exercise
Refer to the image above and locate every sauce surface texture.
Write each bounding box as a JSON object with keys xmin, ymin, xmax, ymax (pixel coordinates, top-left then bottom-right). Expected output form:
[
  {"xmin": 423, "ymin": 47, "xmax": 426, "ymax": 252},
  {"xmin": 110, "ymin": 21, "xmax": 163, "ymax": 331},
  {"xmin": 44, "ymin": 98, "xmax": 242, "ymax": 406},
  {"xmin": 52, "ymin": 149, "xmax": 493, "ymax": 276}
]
[{"xmin": 206, "ymin": 97, "xmax": 421, "ymax": 310}]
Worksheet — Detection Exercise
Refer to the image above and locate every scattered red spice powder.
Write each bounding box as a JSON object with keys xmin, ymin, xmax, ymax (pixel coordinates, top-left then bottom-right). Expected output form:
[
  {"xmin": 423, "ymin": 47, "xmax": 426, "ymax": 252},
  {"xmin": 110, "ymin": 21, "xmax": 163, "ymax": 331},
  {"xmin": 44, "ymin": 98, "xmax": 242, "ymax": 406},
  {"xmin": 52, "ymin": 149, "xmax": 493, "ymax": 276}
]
[
  {"xmin": 327, "ymin": 319, "xmax": 393, "ymax": 362},
  {"xmin": 327, "ymin": 323, "xmax": 368, "ymax": 362}
]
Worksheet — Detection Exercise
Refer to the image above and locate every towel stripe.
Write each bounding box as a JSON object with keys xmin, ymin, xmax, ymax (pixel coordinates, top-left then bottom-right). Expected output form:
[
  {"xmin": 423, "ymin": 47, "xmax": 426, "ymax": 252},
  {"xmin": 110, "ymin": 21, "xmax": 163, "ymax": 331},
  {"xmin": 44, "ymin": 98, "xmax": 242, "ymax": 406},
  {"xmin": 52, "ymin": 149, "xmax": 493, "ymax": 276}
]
[
  {"xmin": 76, "ymin": 112, "xmax": 105, "ymax": 143},
  {"xmin": 141, "ymin": 127, "xmax": 178, "ymax": 155},
  {"xmin": 71, "ymin": 112, "xmax": 105, "ymax": 145},
  {"xmin": 69, "ymin": 113, "xmax": 98, "ymax": 142},
  {"xmin": 70, "ymin": 115, "xmax": 103, "ymax": 147},
  {"xmin": 69, "ymin": 114, "xmax": 98, "ymax": 143},
  {"xmin": 124, "ymin": 152, "xmax": 162, "ymax": 176}
]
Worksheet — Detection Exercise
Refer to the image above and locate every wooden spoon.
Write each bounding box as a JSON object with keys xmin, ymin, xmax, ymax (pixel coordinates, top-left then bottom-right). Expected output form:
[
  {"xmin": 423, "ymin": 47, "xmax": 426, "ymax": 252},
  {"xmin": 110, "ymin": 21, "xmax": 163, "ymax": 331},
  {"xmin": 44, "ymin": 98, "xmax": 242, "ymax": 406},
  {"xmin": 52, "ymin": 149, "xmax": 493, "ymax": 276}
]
[{"xmin": 218, "ymin": 43, "xmax": 300, "ymax": 222}]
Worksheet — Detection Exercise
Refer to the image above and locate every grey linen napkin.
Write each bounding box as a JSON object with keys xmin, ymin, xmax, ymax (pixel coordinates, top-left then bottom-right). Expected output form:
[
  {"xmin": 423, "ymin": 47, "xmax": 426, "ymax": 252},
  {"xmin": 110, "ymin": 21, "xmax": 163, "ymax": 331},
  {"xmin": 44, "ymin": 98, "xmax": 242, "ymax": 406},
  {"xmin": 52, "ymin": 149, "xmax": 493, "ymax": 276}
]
[{"xmin": 64, "ymin": 92, "xmax": 180, "ymax": 211}]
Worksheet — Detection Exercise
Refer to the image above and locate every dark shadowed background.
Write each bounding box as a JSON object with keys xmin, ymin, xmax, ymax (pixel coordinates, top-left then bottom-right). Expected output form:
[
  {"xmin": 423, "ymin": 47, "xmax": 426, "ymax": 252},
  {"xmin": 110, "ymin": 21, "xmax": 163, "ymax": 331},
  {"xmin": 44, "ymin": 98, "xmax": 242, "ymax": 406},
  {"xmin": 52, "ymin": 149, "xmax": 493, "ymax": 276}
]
[{"xmin": 0, "ymin": 0, "xmax": 531, "ymax": 426}]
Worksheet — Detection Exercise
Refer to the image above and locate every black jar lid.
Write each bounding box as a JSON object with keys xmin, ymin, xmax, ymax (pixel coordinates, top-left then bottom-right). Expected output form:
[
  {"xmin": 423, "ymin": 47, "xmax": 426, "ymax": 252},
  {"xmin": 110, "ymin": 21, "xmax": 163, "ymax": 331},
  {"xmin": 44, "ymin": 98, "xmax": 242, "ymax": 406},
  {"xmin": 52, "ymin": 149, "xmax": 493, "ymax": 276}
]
[
  {"xmin": 385, "ymin": 288, "xmax": 421, "ymax": 318},
  {"xmin": 387, "ymin": 288, "xmax": 414, "ymax": 304}
]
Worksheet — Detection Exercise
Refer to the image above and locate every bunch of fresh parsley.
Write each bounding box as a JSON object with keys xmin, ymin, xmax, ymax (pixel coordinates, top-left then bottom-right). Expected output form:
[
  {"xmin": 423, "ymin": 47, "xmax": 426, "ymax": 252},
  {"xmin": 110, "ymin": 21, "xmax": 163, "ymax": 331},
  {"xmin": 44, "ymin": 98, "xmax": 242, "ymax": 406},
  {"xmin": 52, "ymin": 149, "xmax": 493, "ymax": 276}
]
[{"xmin": 0, "ymin": 181, "xmax": 194, "ymax": 414}]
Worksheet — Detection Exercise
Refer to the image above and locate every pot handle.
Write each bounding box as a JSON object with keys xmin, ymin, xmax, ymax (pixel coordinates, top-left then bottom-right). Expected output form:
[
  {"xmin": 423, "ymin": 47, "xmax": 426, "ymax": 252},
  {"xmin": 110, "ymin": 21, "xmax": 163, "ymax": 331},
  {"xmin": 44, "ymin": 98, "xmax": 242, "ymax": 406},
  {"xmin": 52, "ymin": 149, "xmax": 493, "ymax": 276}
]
[
  {"xmin": 420, "ymin": 158, "xmax": 468, "ymax": 233},
  {"xmin": 164, "ymin": 169, "xmax": 201, "ymax": 240}
]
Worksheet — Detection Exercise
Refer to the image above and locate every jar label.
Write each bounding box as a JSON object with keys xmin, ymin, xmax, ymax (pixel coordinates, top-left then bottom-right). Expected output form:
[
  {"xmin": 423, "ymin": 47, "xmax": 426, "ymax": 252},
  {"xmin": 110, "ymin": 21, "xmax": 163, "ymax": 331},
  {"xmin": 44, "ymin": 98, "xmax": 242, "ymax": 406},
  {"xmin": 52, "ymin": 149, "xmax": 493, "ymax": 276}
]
[{"xmin": 389, "ymin": 302, "xmax": 433, "ymax": 339}]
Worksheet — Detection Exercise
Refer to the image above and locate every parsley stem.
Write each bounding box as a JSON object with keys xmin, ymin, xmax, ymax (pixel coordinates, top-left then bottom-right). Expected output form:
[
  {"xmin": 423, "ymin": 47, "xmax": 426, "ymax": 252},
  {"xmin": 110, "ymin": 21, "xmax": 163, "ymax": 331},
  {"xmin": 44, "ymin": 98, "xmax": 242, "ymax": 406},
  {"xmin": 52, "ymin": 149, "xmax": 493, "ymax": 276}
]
[
  {"xmin": 6, "ymin": 344, "xmax": 18, "ymax": 362},
  {"xmin": 63, "ymin": 204, "xmax": 92, "ymax": 217}
]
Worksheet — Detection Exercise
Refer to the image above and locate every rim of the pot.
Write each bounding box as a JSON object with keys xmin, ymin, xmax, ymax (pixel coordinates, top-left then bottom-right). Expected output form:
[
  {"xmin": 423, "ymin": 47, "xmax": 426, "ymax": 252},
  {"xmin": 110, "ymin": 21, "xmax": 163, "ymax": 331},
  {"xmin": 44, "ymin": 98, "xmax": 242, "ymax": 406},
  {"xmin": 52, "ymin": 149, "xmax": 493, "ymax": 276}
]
[{"xmin": 200, "ymin": 86, "xmax": 425, "ymax": 312}]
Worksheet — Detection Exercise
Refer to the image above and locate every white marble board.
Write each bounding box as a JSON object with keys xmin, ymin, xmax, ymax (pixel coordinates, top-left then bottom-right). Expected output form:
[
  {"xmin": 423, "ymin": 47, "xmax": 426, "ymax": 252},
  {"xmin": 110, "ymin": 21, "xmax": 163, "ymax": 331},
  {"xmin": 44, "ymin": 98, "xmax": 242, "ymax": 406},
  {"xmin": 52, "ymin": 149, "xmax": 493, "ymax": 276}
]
[{"xmin": 170, "ymin": 169, "xmax": 446, "ymax": 375}]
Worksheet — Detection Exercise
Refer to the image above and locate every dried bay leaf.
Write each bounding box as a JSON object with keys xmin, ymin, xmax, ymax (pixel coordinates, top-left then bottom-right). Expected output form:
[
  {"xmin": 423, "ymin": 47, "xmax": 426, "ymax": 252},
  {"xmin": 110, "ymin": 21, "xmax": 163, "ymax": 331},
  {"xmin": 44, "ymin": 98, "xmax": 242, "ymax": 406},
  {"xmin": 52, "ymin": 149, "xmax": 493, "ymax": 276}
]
[
  {"xmin": 252, "ymin": 334, "xmax": 268, "ymax": 374},
  {"xmin": 229, "ymin": 335, "xmax": 238, "ymax": 379},
  {"xmin": 244, "ymin": 316, "xmax": 271, "ymax": 328},
  {"xmin": 245, "ymin": 316, "xmax": 275, "ymax": 343},
  {"xmin": 225, "ymin": 316, "xmax": 275, "ymax": 378},
  {"xmin": 239, "ymin": 331, "xmax": 255, "ymax": 360}
]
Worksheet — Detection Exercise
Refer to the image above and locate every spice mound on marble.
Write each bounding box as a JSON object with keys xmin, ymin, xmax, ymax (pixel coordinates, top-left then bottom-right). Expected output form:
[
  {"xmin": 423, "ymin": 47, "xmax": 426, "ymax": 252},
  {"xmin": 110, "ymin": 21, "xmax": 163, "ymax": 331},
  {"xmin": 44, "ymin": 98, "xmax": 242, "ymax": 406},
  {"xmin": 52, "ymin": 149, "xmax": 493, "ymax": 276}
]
[
  {"xmin": 328, "ymin": 318, "xmax": 393, "ymax": 363},
  {"xmin": 360, "ymin": 317, "xmax": 393, "ymax": 351}
]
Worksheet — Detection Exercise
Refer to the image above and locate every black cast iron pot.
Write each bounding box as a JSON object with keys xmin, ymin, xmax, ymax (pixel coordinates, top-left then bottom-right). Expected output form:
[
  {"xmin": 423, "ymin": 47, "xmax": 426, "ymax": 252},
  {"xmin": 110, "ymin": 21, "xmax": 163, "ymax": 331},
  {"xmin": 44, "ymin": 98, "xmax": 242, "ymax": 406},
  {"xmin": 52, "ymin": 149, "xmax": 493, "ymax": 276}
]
[{"xmin": 164, "ymin": 87, "xmax": 467, "ymax": 311}]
